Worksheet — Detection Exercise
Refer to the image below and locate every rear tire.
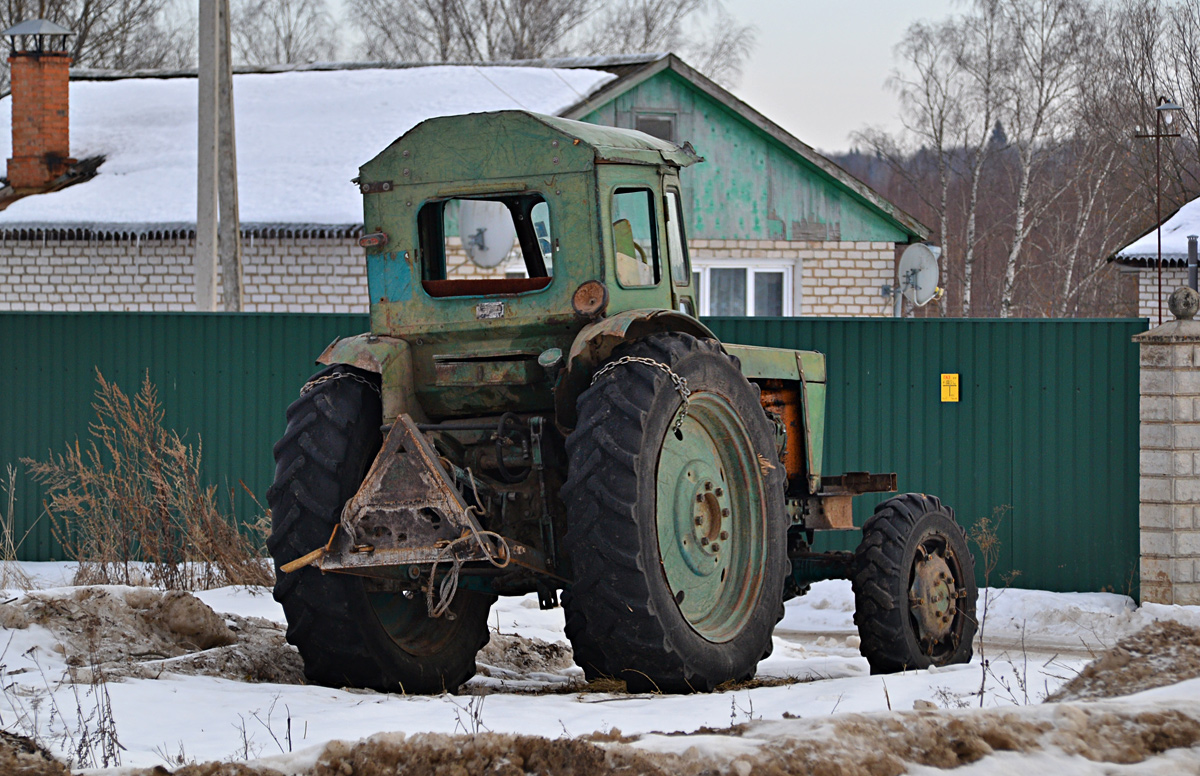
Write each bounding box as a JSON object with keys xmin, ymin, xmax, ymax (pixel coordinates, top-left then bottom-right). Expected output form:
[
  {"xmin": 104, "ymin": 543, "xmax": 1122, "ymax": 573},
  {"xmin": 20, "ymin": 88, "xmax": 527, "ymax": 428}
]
[
  {"xmin": 852, "ymin": 493, "xmax": 977, "ymax": 674},
  {"xmin": 267, "ymin": 364, "xmax": 493, "ymax": 694},
  {"xmin": 562, "ymin": 333, "xmax": 788, "ymax": 693}
]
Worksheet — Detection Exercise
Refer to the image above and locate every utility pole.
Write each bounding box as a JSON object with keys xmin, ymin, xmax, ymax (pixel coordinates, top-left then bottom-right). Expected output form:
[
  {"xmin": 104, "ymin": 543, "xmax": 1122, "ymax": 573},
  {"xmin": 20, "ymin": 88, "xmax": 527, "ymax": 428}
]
[
  {"xmin": 196, "ymin": 0, "xmax": 219, "ymax": 311},
  {"xmin": 217, "ymin": 0, "xmax": 243, "ymax": 311},
  {"xmin": 196, "ymin": 0, "xmax": 242, "ymax": 312}
]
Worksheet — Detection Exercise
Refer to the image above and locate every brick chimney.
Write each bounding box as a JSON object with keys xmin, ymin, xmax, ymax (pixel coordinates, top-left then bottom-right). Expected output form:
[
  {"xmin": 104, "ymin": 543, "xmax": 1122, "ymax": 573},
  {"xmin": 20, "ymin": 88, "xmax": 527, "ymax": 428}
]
[{"xmin": 3, "ymin": 20, "xmax": 76, "ymax": 190}]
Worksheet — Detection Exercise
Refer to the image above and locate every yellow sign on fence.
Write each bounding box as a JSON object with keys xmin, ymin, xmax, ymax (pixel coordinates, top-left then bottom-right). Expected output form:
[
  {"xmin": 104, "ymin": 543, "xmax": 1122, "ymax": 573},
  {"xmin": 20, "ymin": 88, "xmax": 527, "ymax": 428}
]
[{"xmin": 941, "ymin": 373, "xmax": 960, "ymax": 403}]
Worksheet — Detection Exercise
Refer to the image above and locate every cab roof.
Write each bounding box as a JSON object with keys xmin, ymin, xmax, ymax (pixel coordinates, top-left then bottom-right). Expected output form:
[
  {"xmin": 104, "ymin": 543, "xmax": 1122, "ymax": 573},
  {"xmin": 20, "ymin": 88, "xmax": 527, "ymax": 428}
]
[{"xmin": 369, "ymin": 110, "xmax": 703, "ymax": 180}]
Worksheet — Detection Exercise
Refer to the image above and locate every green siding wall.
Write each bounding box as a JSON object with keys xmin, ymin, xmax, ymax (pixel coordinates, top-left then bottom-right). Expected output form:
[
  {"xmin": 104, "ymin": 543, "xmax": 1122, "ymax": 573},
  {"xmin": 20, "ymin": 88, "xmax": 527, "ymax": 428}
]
[
  {"xmin": 578, "ymin": 70, "xmax": 909, "ymax": 244},
  {"xmin": 705, "ymin": 317, "xmax": 1145, "ymax": 595},
  {"xmin": 0, "ymin": 314, "xmax": 1142, "ymax": 594}
]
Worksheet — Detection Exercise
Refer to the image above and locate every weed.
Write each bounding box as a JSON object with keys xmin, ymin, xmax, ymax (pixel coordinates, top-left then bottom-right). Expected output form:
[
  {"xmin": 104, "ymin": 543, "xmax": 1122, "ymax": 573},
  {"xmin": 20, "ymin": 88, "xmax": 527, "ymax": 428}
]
[
  {"xmin": 0, "ymin": 633, "xmax": 123, "ymax": 769},
  {"xmin": 447, "ymin": 694, "xmax": 489, "ymax": 735},
  {"xmin": 152, "ymin": 740, "xmax": 194, "ymax": 768},
  {"xmin": 969, "ymin": 504, "xmax": 1011, "ymax": 707},
  {"xmin": 230, "ymin": 714, "xmax": 265, "ymax": 761},
  {"xmin": 23, "ymin": 370, "xmax": 271, "ymax": 591},
  {"xmin": 729, "ymin": 694, "xmax": 758, "ymax": 726},
  {"xmin": 248, "ymin": 695, "xmax": 292, "ymax": 754},
  {"xmin": 0, "ymin": 464, "xmax": 33, "ymax": 591}
]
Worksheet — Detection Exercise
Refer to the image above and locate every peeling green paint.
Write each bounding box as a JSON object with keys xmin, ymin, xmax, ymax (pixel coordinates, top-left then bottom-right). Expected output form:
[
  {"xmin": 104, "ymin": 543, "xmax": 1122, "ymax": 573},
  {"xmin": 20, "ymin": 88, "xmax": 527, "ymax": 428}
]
[{"xmin": 577, "ymin": 70, "xmax": 909, "ymax": 243}]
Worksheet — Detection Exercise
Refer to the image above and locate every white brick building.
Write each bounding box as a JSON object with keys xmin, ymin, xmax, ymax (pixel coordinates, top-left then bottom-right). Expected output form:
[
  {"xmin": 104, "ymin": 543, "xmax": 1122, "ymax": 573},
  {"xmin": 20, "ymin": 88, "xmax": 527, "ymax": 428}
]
[
  {"xmin": 1115, "ymin": 198, "xmax": 1200, "ymax": 322},
  {"xmin": 0, "ymin": 57, "xmax": 926, "ymax": 316}
]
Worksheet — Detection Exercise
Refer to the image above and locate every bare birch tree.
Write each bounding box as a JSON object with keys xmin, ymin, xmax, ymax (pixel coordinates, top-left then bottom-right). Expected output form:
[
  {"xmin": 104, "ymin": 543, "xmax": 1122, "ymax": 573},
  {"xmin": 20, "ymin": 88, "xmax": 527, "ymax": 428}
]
[
  {"xmin": 995, "ymin": 0, "xmax": 1089, "ymax": 317},
  {"xmin": 0, "ymin": 0, "xmax": 191, "ymax": 75},
  {"xmin": 856, "ymin": 19, "xmax": 965, "ymax": 317},
  {"xmin": 346, "ymin": 0, "xmax": 754, "ymax": 86},
  {"xmin": 956, "ymin": 0, "xmax": 1006, "ymax": 316},
  {"xmin": 231, "ymin": 0, "xmax": 336, "ymax": 65},
  {"xmin": 583, "ymin": 0, "xmax": 755, "ymax": 85},
  {"xmin": 347, "ymin": 0, "xmax": 594, "ymax": 63}
]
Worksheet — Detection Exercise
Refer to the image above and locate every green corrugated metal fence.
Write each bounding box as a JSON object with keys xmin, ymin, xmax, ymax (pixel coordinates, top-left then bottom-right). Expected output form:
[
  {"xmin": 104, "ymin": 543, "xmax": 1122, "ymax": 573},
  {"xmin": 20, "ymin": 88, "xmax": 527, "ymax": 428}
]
[
  {"xmin": 0, "ymin": 313, "xmax": 1143, "ymax": 593},
  {"xmin": 705, "ymin": 317, "xmax": 1145, "ymax": 595},
  {"xmin": 0, "ymin": 313, "xmax": 368, "ymax": 562}
]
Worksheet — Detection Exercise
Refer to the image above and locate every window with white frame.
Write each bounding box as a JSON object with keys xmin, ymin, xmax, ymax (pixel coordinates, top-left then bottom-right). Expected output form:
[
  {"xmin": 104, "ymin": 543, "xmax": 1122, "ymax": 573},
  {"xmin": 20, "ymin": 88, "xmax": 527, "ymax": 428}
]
[{"xmin": 691, "ymin": 260, "xmax": 792, "ymax": 316}]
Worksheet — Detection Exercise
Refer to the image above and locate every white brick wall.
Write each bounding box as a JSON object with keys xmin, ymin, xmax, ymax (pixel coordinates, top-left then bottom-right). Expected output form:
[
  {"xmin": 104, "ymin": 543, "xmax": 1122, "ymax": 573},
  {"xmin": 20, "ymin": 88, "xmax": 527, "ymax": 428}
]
[
  {"xmin": 0, "ymin": 235, "xmax": 897, "ymax": 315},
  {"xmin": 689, "ymin": 239, "xmax": 894, "ymax": 317},
  {"xmin": 1137, "ymin": 268, "xmax": 1192, "ymax": 321},
  {"xmin": 1137, "ymin": 321, "xmax": 1200, "ymax": 605}
]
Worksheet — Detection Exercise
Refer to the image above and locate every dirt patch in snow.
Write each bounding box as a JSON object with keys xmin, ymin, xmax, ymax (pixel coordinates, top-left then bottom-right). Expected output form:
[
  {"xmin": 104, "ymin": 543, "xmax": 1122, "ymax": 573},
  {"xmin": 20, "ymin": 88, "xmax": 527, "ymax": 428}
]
[
  {"xmin": 111, "ymin": 701, "xmax": 1200, "ymax": 776},
  {"xmin": 14, "ymin": 586, "xmax": 304, "ymax": 684},
  {"xmin": 475, "ymin": 633, "xmax": 574, "ymax": 677},
  {"xmin": 1046, "ymin": 620, "xmax": 1200, "ymax": 702},
  {"xmin": 0, "ymin": 730, "xmax": 70, "ymax": 776}
]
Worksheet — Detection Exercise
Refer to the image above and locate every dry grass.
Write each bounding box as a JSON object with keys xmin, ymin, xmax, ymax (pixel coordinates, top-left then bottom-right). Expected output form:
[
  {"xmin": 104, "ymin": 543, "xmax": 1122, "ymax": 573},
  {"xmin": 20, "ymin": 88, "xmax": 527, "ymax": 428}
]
[
  {"xmin": 22, "ymin": 370, "xmax": 271, "ymax": 590},
  {"xmin": 0, "ymin": 463, "xmax": 34, "ymax": 591}
]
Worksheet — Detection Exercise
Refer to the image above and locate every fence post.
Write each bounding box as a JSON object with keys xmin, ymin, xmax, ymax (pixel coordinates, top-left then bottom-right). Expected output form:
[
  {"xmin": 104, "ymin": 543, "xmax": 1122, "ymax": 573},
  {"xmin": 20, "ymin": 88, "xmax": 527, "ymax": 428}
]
[{"xmin": 1136, "ymin": 286, "xmax": 1200, "ymax": 604}]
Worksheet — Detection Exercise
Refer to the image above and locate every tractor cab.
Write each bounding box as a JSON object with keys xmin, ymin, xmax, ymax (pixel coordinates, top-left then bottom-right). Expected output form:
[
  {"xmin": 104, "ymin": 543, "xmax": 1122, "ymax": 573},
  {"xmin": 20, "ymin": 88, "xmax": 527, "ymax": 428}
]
[{"xmin": 350, "ymin": 111, "xmax": 703, "ymax": 419}]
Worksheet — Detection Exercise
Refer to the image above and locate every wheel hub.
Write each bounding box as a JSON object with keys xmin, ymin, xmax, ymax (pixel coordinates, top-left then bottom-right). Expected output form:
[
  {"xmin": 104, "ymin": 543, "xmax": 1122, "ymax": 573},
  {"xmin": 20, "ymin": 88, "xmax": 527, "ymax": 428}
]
[
  {"xmin": 656, "ymin": 392, "xmax": 766, "ymax": 643},
  {"xmin": 909, "ymin": 549, "xmax": 958, "ymax": 644}
]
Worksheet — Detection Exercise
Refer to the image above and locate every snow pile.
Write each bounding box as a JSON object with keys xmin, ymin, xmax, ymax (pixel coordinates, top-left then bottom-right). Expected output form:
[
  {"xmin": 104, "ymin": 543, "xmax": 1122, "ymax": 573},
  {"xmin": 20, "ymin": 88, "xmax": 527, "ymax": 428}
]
[
  {"xmin": 2, "ymin": 565, "xmax": 1200, "ymax": 773},
  {"xmin": 3, "ymin": 585, "xmax": 302, "ymax": 684},
  {"xmin": 473, "ymin": 632, "xmax": 579, "ymax": 692},
  {"xmin": 0, "ymin": 65, "xmax": 616, "ymax": 226},
  {"xmin": 72, "ymin": 693, "xmax": 1200, "ymax": 775},
  {"xmin": 1048, "ymin": 620, "xmax": 1200, "ymax": 702}
]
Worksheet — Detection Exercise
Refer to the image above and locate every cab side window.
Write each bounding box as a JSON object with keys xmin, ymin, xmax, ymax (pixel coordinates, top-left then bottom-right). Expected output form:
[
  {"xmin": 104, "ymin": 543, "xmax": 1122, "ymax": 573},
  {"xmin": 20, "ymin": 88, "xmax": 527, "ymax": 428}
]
[
  {"xmin": 611, "ymin": 189, "xmax": 660, "ymax": 287},
  {"xmin": 665, "ymin": 189, "xmax": 689, "ymax": 287}
]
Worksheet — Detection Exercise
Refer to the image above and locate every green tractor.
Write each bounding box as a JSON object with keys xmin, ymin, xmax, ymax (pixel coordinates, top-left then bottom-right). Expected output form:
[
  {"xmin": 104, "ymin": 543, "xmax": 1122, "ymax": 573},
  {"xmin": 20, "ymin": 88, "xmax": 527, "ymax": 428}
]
[{"xmin": 268, "ymin": 111, "xmax": 977, "ymax": 694}]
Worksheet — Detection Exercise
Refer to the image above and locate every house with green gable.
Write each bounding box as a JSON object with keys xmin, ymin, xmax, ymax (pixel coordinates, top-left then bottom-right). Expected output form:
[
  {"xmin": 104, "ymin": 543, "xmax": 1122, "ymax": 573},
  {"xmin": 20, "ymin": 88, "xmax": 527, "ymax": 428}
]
[{"xmin": 0, "ymin": 53, "xmax": 925, "ymax": 315}]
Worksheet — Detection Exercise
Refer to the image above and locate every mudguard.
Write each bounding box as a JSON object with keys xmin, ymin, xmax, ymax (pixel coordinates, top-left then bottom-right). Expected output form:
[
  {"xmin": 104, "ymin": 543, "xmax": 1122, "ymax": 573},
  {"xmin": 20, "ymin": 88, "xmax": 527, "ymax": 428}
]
[
  {"xmin": 316, "ymin": 333, "xmax": 427, "ymax": 423},
  {"xmin": 554, "ymin": 309, "xmax": 716, "ymax": 431}
]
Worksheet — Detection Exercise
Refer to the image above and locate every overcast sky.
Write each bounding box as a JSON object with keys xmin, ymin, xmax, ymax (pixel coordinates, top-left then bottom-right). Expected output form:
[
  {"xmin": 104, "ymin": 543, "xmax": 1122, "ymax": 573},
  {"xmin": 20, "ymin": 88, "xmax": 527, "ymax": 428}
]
[{"xmin": 728, "ymin": 0, "xmax": 959, "ymax": 153}]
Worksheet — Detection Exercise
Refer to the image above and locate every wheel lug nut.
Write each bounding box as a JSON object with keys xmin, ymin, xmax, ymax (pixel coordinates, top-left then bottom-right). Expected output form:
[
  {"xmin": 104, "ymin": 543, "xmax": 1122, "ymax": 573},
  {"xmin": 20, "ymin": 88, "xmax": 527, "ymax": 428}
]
[
  {"xmin": 700, "ymin": 537, "xmax": 709, "ymax": 546},
  {"xmin": 719, "ymin": 531, "xmax": 728, "ymax": 540},
  {"xmin": 695, "ymin": 494, "xmax": 704, "ymax": 503},
  {"xmin": 721, "ymin": 508, "xmax": 730, "ymax": 517},
  {"xmin": 694, "ymin": 516, "xmax": 703, "ymax": 526},
  {"xmin": 711, "ymin": 543, "xmax": 720, "ymax": 552},
  {"xmin": 714, "ymin": 487, "xmax": 724, "ymax": 496},
  {"xmin": 704, "ymin": 482, "xmax": 712, "ymax": 491}
]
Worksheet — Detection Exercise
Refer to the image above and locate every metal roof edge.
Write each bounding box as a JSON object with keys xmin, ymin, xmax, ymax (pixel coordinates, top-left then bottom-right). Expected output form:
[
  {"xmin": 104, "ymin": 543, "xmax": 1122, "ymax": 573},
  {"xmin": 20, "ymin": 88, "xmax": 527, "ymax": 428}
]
[
  {"xmin": 1110, "ymin": 252, "xmax": 1190, "ymax": 268},
  {"xmin": 0, "ymin": 222, "xmax": 364, "ymax": 240},
  {"xmin": 67, "ymin": 56, "xmax": 662, "ymax": 82}
]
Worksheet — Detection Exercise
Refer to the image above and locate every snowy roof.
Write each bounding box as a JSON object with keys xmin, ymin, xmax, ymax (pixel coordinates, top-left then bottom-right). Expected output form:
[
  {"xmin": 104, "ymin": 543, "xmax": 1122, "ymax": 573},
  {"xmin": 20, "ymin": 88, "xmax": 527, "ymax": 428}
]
[
  {"xmin": 0, "ymin": 64, "xmax": 615, "ymax": 231},
  {"xmin": 1114, "ymin": 197, "xmax": 1200, "ymax": 267}
]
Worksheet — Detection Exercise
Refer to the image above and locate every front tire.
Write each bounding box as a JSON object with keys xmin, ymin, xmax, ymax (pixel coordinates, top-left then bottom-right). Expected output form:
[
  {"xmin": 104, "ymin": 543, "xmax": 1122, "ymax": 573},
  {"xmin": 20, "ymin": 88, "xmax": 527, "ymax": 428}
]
[
  {"xmin": 562, "ymin": 333, "xmax": 788, "ymax": 693},
  {"xmin": 852, "ymin": 493, "xmax": 977, "ymax": 674},
  {"xmin": 267, "ymin": 364, "xmax": 493, "ymax": 694}
]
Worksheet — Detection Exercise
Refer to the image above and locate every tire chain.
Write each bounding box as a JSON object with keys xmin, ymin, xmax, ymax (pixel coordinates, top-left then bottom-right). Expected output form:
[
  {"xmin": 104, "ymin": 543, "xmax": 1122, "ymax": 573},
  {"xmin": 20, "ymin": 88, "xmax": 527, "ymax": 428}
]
[
  {"xmin": 591, "ymin": 355, "xmax": 691, "ymax": 433},
  {"xmin": 299, "ymin": 370, "xmax": 382, "ymax": 397}
]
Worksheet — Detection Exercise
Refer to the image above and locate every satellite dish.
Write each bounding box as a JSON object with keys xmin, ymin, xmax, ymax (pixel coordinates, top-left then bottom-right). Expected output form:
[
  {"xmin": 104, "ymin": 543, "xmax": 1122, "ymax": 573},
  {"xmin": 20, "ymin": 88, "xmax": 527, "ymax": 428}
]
[
  {"xmin": 897, "ymin": 243, "xmax": 941, "ymax": 306},
  {"xmin": 459, "ymin": 200, "xmax": 517, "ymax": 269}
]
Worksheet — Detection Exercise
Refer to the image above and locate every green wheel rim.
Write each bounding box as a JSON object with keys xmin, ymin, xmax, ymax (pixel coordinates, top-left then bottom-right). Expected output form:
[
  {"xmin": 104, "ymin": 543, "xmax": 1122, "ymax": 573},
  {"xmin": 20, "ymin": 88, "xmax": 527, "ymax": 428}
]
[
  {"xmin": 655, "ymin": 391, "xmax": 767, "ymax": 643},
  {"xmin": 367, "ymin": 590, "xmax": 460, "ymax": 657}
]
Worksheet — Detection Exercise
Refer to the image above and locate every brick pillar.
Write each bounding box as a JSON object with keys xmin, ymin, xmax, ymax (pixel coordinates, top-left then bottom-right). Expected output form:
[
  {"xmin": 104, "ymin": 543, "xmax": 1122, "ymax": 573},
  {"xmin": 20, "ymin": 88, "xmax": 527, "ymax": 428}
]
[
  {"xmin": 6, "ymin": 51, "xmax": 73, "ymax": 189},
  {"xmin": 1137, "ymin": 286, "xmax": 1200, "ymax": 604}
]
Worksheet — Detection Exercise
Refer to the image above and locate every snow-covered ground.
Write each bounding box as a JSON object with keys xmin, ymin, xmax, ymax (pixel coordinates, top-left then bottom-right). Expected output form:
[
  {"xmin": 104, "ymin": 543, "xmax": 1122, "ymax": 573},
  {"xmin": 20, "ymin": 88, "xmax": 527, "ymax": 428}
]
[{"xmin": 1, "ymin": 562, "xmax": 1199, "ymax": 774}]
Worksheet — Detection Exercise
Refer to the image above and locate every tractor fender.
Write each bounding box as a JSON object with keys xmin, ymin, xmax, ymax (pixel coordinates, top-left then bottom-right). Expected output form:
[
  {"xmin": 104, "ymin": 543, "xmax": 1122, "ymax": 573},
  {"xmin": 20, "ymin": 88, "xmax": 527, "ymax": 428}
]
[
  {"xmin": 555, "ymin": 309, "xmax": 716, "ymax": 432},
  {"xmin": 316, "ymin": 333, "xmax": 427, "ymax": 422}
]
